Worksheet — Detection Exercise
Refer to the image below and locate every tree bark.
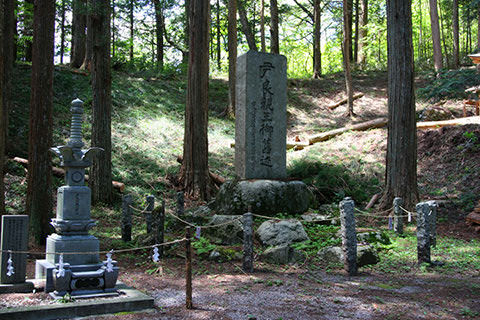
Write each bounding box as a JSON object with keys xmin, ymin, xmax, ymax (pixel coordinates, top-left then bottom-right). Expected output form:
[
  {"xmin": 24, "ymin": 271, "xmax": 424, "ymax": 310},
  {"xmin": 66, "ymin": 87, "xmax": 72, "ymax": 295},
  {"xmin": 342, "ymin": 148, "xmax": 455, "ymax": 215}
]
[
  {"xmin": 380, "ymin": 0, "xmax": 418, "ymax": 210},
  {"xmin": 452, "ymin": 0, "xmax": 459, "ymax": 69},
  {"xmin": 0, "ymin": 2, "xmax": 5, "ymax": 216},
  {"xmin": 129, "ymin": 0, "xmax": 134, "ymax": 63},
  {"xmin": 71, "ymin": 0, "xmax": 87, "ymax": 68},
  {"xmin": 27, "ymin": 0, "xmax": 55, "ymax": 245},
  {"xmin": 353, "ymin": 0, "xmax": 359, "ymax": 63},
  {"xmin": 181, "ymin": 0, "xmax": 214, "ymax": 200},
  {"xmin": 260, "ymin": 0, "xmax": 266, "ymax": 52},
  {"xmin": 90, "ymin": 0, "xmax": 113, "ymax": 204},
  {"xmin": 81, "ymin": 0, "xmax": 93, "ymax": 71},
  {"xmin": 343, "ymin": 0, "xmax": 354, "ymax": 116},
  {"xmin": 227, "ymin": 0, "xmax": 237, "ymax": 116},
  {"xmin": 357, "ymin": 0, "xmax": 368, "ymax": 67},
  {"xmin": 153, "ymin": 0, "xmax": 164, "ymax": 70},
  {"xmin": 216, "ymin": 0, "xmax": 221, "ymax": 69},
  {"xmin": 184, "ymin": 0, "xmax": 190, "ymax": 63},
  {"xmin": 313, "ymin": 0, "xmax": 321, "ymax": 78},
  {"xmin": 3, "ymin": 0, "xmax": 15, "ymax": 155},
  {"xmin": 428, "ymin": 0, "xmax": 443, "ymax": 72},
  {"xmin": 24, "ymin": 0, "xmax": 34, "ymax": 62},
  {"xmin": 238, "ymin": 0, "xmax": 257, "ymax": 51},
  {"xmin": 59, "ymin": 0, "xmax": 66, "ymax": 64},
  {"xmin": 270, "ymin": 0, "xmax": 279, "ymax": 54}
]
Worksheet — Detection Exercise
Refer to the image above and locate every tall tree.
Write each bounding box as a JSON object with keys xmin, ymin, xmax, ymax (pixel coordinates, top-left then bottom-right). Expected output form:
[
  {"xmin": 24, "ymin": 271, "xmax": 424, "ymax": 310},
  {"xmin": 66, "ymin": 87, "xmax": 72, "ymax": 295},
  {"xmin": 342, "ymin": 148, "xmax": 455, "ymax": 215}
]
[
  {"xmin": 129, "ymin": 0, "xmax": 135, "ymax": 62},
  {"xmin": 0, "ymin": 0, "xmax": 5, "ymax": 216},
  {"xmin": 353, "ymin": 0, "xmax": 359, "ymax": 63},
  {"xmin": 238, "ymin": 0, "xmax": 257, "ymax": 51},
  {"xmin": 313, "ymin": 0, "xmax": 321, "ymax": 78},
  {"xmin": 357, "ymin": 0, "xmax": 368, "ymax": 67},
  {"xmin": 24, "ymin": 0, "xmax": 34, "ymax": 62},
  {"xmin": 58, "ymin": 0, "xmax": 67, "ymax": 64},
  {"xmin": 153, "ymin": 0, "xmax": 164, "ymax": 70},
  {"xmin": 71, "ymin": 0, "xmax": 87, "ymax": 68},
  {"xmin": 216, "ymin": 0, "xmax": 221, "ymax": 69},
  {"xmin": 27, "ymin": 0, "xmax": 55, "ymax": 244},
  {"xmin": 112, "ymin": 0, "xmax": 116, "ymax": 58},
  {"xmin": 90, "ymin": 0, "xmax": 113, "ymax": 204},
  {"xmin": 181, "ymin": 0, "xmax": 214, "ymax": 200},
  {"xmin": 270, "ymin": 0, "xmax": 279, "ymax": 53},
  {"xmin": 452, "ymin": 0, "xmax": 459, "ymax": 69},
  {"xmin": 260, "ymin": 0, "xmax": 266, "ymax": 52},
  {"xmin": 380, "ymin": 0, "xmax": 418, "ymax": 210},
  {"xmin": 429, "ymin": 0, "xmax": 443, "ymax": 71},
  {"xmin": 343, "ymin": 0, "xmax": 354, "ymax": 116},
  {"xmin": 81, "ymin": 0, "xmax": 93, "ymax": 70},
  {"xmin": 227, "ymin": 0, "xmax": 237, "ymax": 116},
  {"xmin": 3, "ymin": 0, "xmax": 15, "ymax": 155}
]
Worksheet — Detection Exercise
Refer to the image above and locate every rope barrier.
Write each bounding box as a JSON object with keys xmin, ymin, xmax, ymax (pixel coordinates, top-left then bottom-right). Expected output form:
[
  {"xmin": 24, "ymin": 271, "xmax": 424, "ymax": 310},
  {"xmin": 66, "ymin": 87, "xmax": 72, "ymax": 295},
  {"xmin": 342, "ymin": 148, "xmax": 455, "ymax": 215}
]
[
  {"xmin": 353, "ymin": 207, "xmax": 396, "ymax": 218},
  {"xmin": 399, "ymin": 206, "xmax": 417, "ymax": 216},
  {"xmin": 251, "ymin": 213, "xmax": 335, "ymax": 224},
  {"xmin": 129, "ymin": 204, "xmax": 151, "ymax": 214},
  {"xmin": 0, "ymin": 238, "xmax": 186, "ymax": 256}
]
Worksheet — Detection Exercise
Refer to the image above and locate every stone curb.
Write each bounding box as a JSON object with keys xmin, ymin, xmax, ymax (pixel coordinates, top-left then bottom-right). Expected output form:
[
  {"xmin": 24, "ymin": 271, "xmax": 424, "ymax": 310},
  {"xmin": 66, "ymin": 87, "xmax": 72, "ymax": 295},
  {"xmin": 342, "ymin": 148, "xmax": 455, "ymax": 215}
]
[{"xmin": 0, "ymin": 283, "xmax": 155, "ymax": 320}]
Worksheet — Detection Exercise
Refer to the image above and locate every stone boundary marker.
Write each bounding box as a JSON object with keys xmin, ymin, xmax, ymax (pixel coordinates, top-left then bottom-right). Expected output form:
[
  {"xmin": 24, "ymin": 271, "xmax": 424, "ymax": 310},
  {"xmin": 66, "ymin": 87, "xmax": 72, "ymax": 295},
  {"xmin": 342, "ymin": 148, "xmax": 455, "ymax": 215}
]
[
  {"xmin": 0, "ymin": 283, "xmax": 154, "ymax": 320},
  {"xmin": 339, "ymin": 197, "xmax": 357, "ymax": 276}
]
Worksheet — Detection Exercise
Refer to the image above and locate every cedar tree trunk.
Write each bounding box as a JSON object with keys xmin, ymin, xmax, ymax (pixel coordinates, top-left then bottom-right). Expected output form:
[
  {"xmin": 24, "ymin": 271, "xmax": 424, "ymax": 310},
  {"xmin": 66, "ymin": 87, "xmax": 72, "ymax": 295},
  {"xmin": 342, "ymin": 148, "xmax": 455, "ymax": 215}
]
[
  {"xmin": 181, "ymin": 0, "xmax": 214, "ymax": 200},
  {"xmin": 238, "ymin": 0, "xmax": 257, "ymax": 51},
  {"xmin": 90, "ymin": 0, "xmax": 113, "ymax": 204},
  {"xmin": 27, "ymin": 0, "xmax": 55, "ymax": 244},
  {"xmin": 452, "ymin": 0, "xmax": 459, "ymax": 69},
  {"xmin": 313, "ymin": 0, "xmax": 321, "ymax": 78},
  {"xmin": 71, "ymin": 0, "xmax": 87, "ymax": 68},
  {"xmin": 380, "ymin": 0, "xmax": 419, "ymax": 210},
  {"xmin": 153, "ymin": 0, "xmax": 164, "ymax": 70},
  {"xmin": 227, "ymin": 0, "xmax": 237, "ymax": 116},
  {"xmin": 357, "ymin": 0, "xmax": 368, "ymax": 67},
  {"xmin": 343, "ymin": 0, "xmax": 354, "ymax": 116},
  {"xmin": 429, "ymin": 0, "xmax": 443, "ymax": 72},
  {"xmin": 270, "ymin": 0, "xmax": 279, "ymax": 54}
]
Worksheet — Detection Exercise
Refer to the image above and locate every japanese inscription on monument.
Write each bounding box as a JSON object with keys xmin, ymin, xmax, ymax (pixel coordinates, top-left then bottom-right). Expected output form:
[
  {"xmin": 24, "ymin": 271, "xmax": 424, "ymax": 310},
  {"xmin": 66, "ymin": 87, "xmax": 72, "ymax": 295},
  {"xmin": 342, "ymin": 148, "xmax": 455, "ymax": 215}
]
[{"xmin": 235, "ymin": 51, "xmax": 287, "ymax": 179}]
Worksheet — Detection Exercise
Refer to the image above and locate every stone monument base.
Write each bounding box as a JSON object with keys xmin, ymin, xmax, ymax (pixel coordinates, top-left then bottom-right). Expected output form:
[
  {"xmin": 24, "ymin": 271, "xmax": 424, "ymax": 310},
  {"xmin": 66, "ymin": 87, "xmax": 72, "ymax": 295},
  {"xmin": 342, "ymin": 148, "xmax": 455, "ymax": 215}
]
[
  {"xmin": 46, "ymin": 234, "xmax": 99, "ymax": 265},
  {"xmin": 0, "ymin": 281, "xmax": 35, "ymax": 294},
  {"xmin": 214, "ymin": 179, "xmax": 313, "ymax": 216}
]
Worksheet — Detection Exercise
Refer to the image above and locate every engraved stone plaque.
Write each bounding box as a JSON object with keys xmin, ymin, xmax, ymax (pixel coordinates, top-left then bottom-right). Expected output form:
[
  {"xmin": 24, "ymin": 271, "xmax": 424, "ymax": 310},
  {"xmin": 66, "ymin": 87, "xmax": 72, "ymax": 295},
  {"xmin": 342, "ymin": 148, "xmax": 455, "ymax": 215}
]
[
  {"xmin": 0, "ymin": 215, "xmax": 29, "ymax": 284},
  {"xmin": 235, "ymin": 51, "xmax": 287, "ymax": 180}
]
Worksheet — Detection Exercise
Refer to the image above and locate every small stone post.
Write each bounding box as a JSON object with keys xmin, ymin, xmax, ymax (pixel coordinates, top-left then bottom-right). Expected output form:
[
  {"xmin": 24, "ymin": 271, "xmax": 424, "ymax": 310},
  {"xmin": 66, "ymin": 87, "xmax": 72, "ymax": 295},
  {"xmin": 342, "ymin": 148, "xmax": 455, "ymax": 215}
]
[
  {"xmin": 426, "ymin": 201, "xmax": 438, "ymax": 248},
  {"xmin": 242, "ymin": 211, "xmax": 254, "ymax": 273},
  {"xmin": 340, "ymin": 197, "xmax": 357, "ymax": 276},
  {"xmin": 145, "ymin": 195, "xmax": 155, "ymax": 234},
  {"xmin": 176, "ymin": 192, "xmax": 184, "ymax": 216},
  {"xmin": 122, "ymin": 194, "xmax": 132, "ymax": 242},
  {"xmin": 416, "ymin": 202, "xmax": 431, "ymax": 264},
  {"xmin": 393, "ymin": 197, "xmax": 403, "ymax": 235},
  {"xmin": 185, "ymin": 227, "xmax": 193, "ymax": 309}
]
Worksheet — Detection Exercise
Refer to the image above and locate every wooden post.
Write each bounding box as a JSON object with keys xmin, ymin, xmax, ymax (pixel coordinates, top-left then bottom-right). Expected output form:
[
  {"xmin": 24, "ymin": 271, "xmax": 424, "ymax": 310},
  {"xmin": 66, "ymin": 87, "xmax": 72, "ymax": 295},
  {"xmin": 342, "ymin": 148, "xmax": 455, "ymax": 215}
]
[
  {"xmin": 145, "ymin": 195, "xmax": 155, "ymax": 234},
  {"xmin": 158, "ymin": 200, "xmax": 165, "ymax": 258},
  {"xmin": 393, "ymin": 197, "xmax": 403, "ymax": 235},
  {"xmin": 185, "ymin": 226, "xmax": 193, "ymax": 309},
  {"xmin": 121, "ymin": 194, "xmax": 132, "ymax": 242},
  {"xmin": 242, "ymin": 211, "xmax": 254, "ymax": 273}
]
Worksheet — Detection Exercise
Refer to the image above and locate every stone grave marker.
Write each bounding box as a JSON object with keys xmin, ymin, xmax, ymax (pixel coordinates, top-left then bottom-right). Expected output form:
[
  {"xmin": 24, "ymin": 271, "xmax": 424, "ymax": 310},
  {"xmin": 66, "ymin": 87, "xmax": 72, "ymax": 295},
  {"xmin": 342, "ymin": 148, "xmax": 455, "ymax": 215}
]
[
  {"xmin": 235, "ymin": 50, "xmax": 287, "ymax": 180},
  {"xmin": 0, "ymin": 215, "xmax": 30, "ymax": 285}
]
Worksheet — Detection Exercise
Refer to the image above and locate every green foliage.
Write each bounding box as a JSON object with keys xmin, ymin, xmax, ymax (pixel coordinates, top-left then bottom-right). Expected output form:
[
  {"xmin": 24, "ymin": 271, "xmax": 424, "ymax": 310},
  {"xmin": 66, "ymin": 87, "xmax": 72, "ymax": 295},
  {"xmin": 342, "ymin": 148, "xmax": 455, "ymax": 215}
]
[
  {"xmin": 291, "ymin": 225, "xmax": 341, "ymax": 257},
  {"xmin": 288, "ymin": 158, "xmax": 380, "ymax": 204},
  {"xmin": 192, "ymin": 237, "xmax": 216, "ymax": 256},
  {"xmin": 417, "ymin": 69, "xmax": 480, "ymax": 102}
]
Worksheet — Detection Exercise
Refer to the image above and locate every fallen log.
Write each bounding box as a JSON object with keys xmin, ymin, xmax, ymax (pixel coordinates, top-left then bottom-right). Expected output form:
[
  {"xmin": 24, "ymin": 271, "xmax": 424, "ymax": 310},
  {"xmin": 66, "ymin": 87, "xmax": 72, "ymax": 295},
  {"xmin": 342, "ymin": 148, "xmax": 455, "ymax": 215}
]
[
  {"xmin": 11, "ymin": 157, "xmax": 125, "ymax": 192},
  {"xmin": 466, "ymin": 212, "xmax": 480, "ymax": 225},
  {"xmin": 328, "ymin": 93, "xmax": 364, "ymax": 110},
  {"xmin": 416, "ymin": 116, "xmax": 480, "ymax": 130},
  {"xmin": 365, "ymin": 193, "xmax": 382, "ymax": 210},
  {"xmin": 308, "ymin": 117, "xmax": 388, "ymax": 145}
]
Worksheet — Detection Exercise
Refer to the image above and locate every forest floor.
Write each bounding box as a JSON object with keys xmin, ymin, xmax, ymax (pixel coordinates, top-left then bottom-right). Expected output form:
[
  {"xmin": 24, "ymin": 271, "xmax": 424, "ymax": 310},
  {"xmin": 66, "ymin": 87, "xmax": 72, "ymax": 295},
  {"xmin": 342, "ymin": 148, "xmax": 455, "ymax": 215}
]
[{"xmin": 2, "ymin": 67, "xmax": 480, "ymax": 319}]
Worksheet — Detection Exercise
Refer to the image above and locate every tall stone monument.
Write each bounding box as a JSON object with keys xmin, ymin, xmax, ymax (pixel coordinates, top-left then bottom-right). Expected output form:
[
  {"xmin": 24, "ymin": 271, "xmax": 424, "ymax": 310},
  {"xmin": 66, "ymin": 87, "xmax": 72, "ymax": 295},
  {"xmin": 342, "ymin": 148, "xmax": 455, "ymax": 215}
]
[
  {"xmin": 36, "ymin": 99, "xmax": 119, "ymax": 297},
  {"xmin": 235, "ymin": 50, "xmax": 287, "ymax": 179},
  {"xmin": 213, "ymin": 51, "xmax": 312, "ymax": 217}
]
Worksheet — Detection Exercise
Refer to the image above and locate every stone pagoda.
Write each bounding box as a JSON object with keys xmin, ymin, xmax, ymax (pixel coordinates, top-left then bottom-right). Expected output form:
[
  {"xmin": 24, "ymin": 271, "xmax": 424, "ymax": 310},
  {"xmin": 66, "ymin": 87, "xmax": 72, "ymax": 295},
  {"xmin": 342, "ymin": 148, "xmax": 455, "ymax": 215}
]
[{"xmin": 36, "ymin": 99, "xmax": 119, "ymax": 297}]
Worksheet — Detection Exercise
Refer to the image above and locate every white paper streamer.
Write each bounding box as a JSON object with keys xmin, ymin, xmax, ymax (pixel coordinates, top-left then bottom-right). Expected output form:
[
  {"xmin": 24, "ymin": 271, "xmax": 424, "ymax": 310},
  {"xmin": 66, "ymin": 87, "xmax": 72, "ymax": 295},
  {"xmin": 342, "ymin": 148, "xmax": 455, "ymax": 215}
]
[
  {"xmin": 408, "ymin": 211, "xmax": 412, "ymax": 223},
  {"xmin": 56, "ymin": 254, "xmax": 65, "ymax": 278},
  {"xmin": 195, "ymin": 227, "xmax": 201, "ymax": 239},
  {"xmin": 152, "ymin": 247, "xmax": 159, "ymax": 263},
  {"xmin": 6, "ymin": 252, "xmax": 14, "ymax": 277},
  {"xmin": 106, "ymin": 250, "xmax": 114, "ymax": 272}
]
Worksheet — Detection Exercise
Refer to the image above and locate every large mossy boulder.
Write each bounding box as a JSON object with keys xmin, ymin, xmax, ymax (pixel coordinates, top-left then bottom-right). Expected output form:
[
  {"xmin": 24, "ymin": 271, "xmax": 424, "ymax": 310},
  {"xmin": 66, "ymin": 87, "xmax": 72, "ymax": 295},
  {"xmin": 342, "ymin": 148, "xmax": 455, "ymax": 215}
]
[
  {"xmin": 261, "ymin": 245, "xmax": 306, "ymax": 264},
  {"xmin": 317, "ymin": 244, "xmax": 380, "ymax": 267},
  {"xmin": 214, "ymin": 179, "xmax": 313, "ymax": 216},
  {"xmin": 257, "ymin": 219, "xmax": 309, "ymax": 246},
  {"xmin": 203, "ymin": 215, "xmax": 244, "ymax": 245}
]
